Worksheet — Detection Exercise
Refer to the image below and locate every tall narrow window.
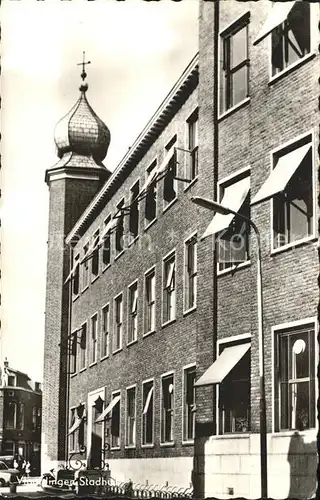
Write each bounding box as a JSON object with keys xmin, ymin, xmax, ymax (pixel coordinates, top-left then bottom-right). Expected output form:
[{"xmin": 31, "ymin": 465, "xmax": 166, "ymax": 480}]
[
  {"xmin": 32, "ymin": 407, "xmax": 37, "ymax": 431},
  {"xmin": 103, "ymin": 216, "xmax": 111, "ymax": 267},
  {"xmin": 114, "ymin": 294, "xmax": 123, "ymax": 352},
  {"xmin": 70, "ymin": 331, "xmax": 77, "ymax": 374},
  {"xmin": 274, "ymin": 324, "xmax": 315, "ymax": 431},
  {"xmin": 161, "ymin": 374, "xmax": 174, "ymax": 443},
  {"xmin": 126, "ymin": 387, "xmax": 136, "ymax": 447},
  {"xmin": 187, "ymin": 110, "xmax": 198, "ymax": 181},
  {"xmin": 220, "ymin": 14, "xmax": 249, "ymax": 114},
  {"xmin": 82, "ymin": 244, "xmax": 89, "ymax": 290},
  {"xmin": 91, "ymin": 230, "xmax": 100, "ymax": 278},
  {"xmin": 271, "ymin": 3, "xmax": 310, "ymax": 76},
  {"xmin": 102, "ymin": 304, "xmax": 110, "ymax": 358},
  {"xmin": 129, "ymin": 182, "xmax": 139, "ymax": 241},
  {"xmin": 145, "ymin": 269, "xmax": 155, "ymax": 334},
  {"xmin": 79, "ymin": 323, "xmax": 87, "ymax": 370},
  {"xmin": 91, "ymin": 315, "xmax": 98, "ymax": 364},
  {"xmin": 115, "ymin": 200, "xmax": 124, "ymax": 255},
  {"xmin": 142, "ymin": 381, "xmax": 154, "ymax": 446},
  {"xmin": 73, "ymin": 254, "xmax": 80, "ymax": 296},
  {"xmin": 128, "ymin": 282, "xmax": 138, "ymax": 344},
  {"xmin": 145, "ymin": 160, "xmax": 157, "ymax": 225},
  {"xmin": 17, "ymin": 403, "xmax": 24, "ymax": 431},
  {"xmin": 5, "ymin": 402, "xmax": 17, "ymax": 429},
  {"xmin": 111, "ymin": 392, "xmax": 121, "ymax": 449},
  {"xmin": 69, "ymin": 408, "xmax": 76, "ymax": 452},
  {"xmin": 184, "ymin": 236, "xmax": 197, "ymax": 311},
  {"xmin": 163, "ymin": 136, "xmax": 177, "ymax": 207},
  {"xmin": 183, "ymin": 367, "xmax": 196, "ymax": 441},
  {"xmin": 163, "ymin": 253, "xmax": 176, "ymax": 324}
]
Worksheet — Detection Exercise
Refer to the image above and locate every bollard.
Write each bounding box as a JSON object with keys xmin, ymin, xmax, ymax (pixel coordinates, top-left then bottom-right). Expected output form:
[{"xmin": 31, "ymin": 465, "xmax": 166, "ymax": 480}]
[{"xmin": 9, "ymin": 482, "xmax": 17, "ymax": 494}]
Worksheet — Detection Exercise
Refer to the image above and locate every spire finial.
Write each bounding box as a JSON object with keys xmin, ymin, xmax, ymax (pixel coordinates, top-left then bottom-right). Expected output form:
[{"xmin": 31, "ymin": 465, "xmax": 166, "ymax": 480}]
[{"xmin": 77, "ymin": 51, "xmax": 91, "ymax": 92}]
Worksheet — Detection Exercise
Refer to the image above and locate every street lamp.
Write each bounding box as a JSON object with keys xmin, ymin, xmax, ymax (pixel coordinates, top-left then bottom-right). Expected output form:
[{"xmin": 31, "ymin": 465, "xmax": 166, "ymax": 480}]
[{"xmin": 191, "ymin": 196, "xmax": 268, "ymax": 500}]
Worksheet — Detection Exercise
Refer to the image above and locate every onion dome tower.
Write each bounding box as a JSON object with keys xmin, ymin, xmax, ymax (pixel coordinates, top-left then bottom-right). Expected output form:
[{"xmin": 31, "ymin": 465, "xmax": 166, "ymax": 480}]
[{"xmin": 42, "ymin": 54, "xmax": 110, "ymax": 471}]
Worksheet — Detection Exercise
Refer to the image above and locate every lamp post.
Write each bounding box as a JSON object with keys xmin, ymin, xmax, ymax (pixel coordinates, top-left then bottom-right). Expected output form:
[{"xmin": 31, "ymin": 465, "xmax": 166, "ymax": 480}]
[{"xmin": 191, "ymin": 196, "xmax": 268, "ymax": 500}]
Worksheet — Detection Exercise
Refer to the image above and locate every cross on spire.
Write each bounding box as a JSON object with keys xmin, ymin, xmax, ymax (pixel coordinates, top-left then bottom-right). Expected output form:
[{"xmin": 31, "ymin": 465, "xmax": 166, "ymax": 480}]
[{"xmin": 77, "ymin": 51, "xmax": 91, "ymax": 81}]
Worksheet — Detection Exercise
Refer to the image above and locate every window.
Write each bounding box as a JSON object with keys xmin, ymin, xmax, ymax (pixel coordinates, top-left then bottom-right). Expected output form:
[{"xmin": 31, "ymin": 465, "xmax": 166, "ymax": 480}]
[
  {"xmin": 101, "ymin": 304, "xmax": 110, "ymax": 358},
  {"xmin": 8, "ymin": 375, "xmax": 15, "ymax": 386},
  {"xmin": 184, "ymin": 236, "xmax": 197, "ymax": 311},
  {"xmin": 79, "ymin": 323, "xmax": 87, "ymax": 370},
  {"xmin": 32, "ymin": 407, "xmax": 37, "ymax": 431},
  {"xmin": 144, "ymin": 268, "xmax": 155, "ymax": 334},
  {"xmin": 115, "ymin": 200, "xmax": 124, "ymax": 254},
  {"xmin": 163, "ymin": 253, "xmax": 176, "ymax": 324},
  {"xmin": 161, "ymin": 374, "xmax": 174, "ymax": 443},
  {"xmin": 145, "ymin": 160, "xmax": 157, "ymax": 224},
  {"xmin": 128, "ymin": 282, "xmax": 138, "ymax": 344},
  {"xmin": 126, "ymin": 387, "xmax": 136, "ymax": 447},
  {"xmin": 111, "ymin": 392, "xmax": 121, "ymax": 448},
  {"xmin": 70, "ymin": 331, "xmax": 77, "ymax": 374},
  {"xmin": 103, "ymin": 217, "xmax": 111, "ymax": 267},
  {"xmin": 73, "ymin": 254, "xmax": 80, "ymax": 296},
  {"xmin": 91, "ymin": 230, "xmax": 99, "ymax": 278},
  {"xmin": 129, "ymin": 182, "xmax": 139, "ymax": 241},
  {"xmin": 271, "ymin": 3, "xmax": 310, "ymax": 76},
  {"xmin": 272, "ymin": 137, "xmax": 313, "ymax": 249},
  {"xmin": 163, "ymin": 136, "xmax": 177, "ymax": 207},
  {"xmin": 5, "ymin": 402, "xmax": 16, "ymax": 429},
  {"xmin": 220, "ymin": 14, "xmax": 249, "ymax": 114},
  {"xmin": 114, "ymin": 294, "xmax": 123, "ymax": 352},
  {"xmin": 217, "ymin": 171, "xmax": 250, "ymax": 272},
  {"xmin": 82, "ymin": 244, "xmax": 89, "ymax": 290},
  {"xmin": 218, "ymin": 339, "xmax": 251, "ymax": 434},
  {"xmin": 274, "ymin": 323, "xmax": 315, "ymax": 432},
  {"xmin": 142, "ymin": 381, "xmax": 154, "ymax": 446},
  {"xmin": 17, "ymin": 403, "xmax": 24, "ymax": 430},
  {"xmin": 2, "ymin": 442, "xmax": 14, "ymax": 454},
  {"xmin": 183, "ymin": 366, "xmax": 196, "ymax": 441},
  {"xmin": 69, "ymin": 408, "xmax": 77, "ymax": 452},
  {"xmin": 90, "ymin": 314, "xmax": 98, "ymax": 364},
  {"xmin": 187, "ymin": 110, "xmax": 198, "ymax": 181}
]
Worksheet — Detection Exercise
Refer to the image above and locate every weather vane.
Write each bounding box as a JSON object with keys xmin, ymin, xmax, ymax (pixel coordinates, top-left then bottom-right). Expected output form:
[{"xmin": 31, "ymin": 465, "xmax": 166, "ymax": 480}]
[{"xmin": 77, "ymin": 51, "xmax": 91, "ymax": 81}]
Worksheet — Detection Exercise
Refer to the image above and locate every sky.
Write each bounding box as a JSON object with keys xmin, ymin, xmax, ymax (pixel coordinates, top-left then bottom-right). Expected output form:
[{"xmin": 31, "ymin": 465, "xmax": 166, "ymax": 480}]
[{"xmin": 1, "ymin": 0, "xmax": 198, "ymax": 382}]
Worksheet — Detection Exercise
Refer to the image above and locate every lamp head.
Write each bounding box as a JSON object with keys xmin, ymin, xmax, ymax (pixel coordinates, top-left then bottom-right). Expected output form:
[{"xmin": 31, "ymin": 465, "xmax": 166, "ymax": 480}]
[{"xmin": 191, "ymin": 197, "xmax": 231, "ymax": 215}]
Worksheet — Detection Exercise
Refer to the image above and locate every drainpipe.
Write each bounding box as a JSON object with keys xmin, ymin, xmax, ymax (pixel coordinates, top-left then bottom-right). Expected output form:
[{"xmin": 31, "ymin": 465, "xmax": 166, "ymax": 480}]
[{"xmin": 64, "ymin": 245, "xmax": 73, "ymax": 464}]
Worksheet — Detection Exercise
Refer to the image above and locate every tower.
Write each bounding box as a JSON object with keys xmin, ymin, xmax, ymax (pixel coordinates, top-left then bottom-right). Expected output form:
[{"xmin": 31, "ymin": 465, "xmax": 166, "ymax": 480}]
[{"xmin": 42, "ymin": 56, "xmax": 111, "ymax": 471}]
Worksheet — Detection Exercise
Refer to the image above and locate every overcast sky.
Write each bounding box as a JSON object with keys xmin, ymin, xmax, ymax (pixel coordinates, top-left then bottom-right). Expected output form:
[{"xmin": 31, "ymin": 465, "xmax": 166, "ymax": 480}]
[{"xmin": 1, "ymin": 0, "xmax": 198, "ymax": 381}]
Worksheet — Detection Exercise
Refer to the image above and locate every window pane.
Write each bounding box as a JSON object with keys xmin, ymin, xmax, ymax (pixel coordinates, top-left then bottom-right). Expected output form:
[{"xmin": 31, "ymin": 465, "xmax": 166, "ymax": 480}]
[
  {"xmin": 231, "ymin": 26, "xmax": 247, "ymax": 68},
  {"xmin": 232, "ymin": 65, "xmax": 248, "ymax": 106}
]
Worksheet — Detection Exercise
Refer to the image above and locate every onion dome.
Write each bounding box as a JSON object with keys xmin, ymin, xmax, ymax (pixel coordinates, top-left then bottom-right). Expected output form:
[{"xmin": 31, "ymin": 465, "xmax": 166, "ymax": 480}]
[{"xmin": 54, "ymin": 56, "xmax": 111, "ymax": 164}]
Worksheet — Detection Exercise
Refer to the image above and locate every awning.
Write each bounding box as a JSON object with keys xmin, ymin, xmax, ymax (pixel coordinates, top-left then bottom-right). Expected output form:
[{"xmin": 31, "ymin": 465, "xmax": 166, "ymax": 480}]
[
  {"xmin": 95, "ymin": 395, "xmax": 120, "ymax": 423},
  {"xmin": 201, "ymin": 177, "xmax": 250, "ymax": 239},
  {"xmin": 97, "ymin": 218, "xmax": 118, "ymax": 247},
  {"xmin": 143, "ymin": 386, "xmax": 153, "ymax": 415},
  {"xmin": 253, "ymin": 1, "xmax": 296, "ymax": 45},
  {"xmin": 68, "ymin": 417, "xmax": 83, "ymax": 435},
  {"xmin": 156, "ymin": 147, "xmax": 175, "ymax": 176},
  {"xmin": 195, "ymin": 343, "xmax": 250, "ymax": 387},
  {"xmin": 64, "ymin": 260, "xmax": 79, "ymax": 285},
  {"xmin": 251, "ymin": 143, "xmax": 311, "ymax": 205}
]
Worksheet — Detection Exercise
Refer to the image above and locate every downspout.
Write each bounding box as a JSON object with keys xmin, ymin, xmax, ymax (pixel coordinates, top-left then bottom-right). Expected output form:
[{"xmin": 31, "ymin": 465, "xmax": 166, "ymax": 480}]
[{"xmin": 64, "ymin": 245, "xmax": 73, "ymax": 464}]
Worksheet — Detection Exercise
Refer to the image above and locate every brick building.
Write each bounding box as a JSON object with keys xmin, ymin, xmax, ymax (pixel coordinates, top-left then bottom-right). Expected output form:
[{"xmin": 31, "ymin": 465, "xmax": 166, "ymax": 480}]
[
  {"xmin": 42, "ymin": 2, "xmax": 318, "ymax": 498},
  {"xmin": 0, "ymin": 359, "xmax": 42, "ymax": 473}
]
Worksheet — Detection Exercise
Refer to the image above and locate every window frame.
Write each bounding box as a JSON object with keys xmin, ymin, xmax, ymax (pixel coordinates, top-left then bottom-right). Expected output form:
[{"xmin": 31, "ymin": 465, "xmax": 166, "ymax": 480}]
[
  {"xmin": 144, "ymin": 266, "xmax": 156, "ymax": 336},
  {"xmin": 113, "ymin": 293, "xmax": 123, "ymax": 353},
  {"xmin": 144, "ymin": 157, "xmax": 158, "ymax": 229},
  {"xmin": 270, "ymin": 130, "xmax": 316, "ymax": 254},
  {"xmin": 90, "ymin": 313, "xmax": 98, "ymax": 366},
  {"xmin": 160, "ymin": 371, "xmax": 175, "ymax": 446},
  {"xmin": 115, "ymin": 199, "xmax": 125, "ymax": 257},
  {"xmin": 163, "ymin": 135, "xmax": 178, "ymax": 212},
  {"xmin": 79, "ymin": 322, "xmax": 87, "ymax": 371},
  {"xmin": 185, "ymin": 108, "xmax": 199, "ymax": 184},
  {"xmin": 183, "ymin": 232, "xmax": 197, "ymax": 314},
  {"xmin": 129, "ymin": 180, "xmax": 140, "ymax": 244},
  {"xmin": 69, "ymin": 406, "xmax": 78, "ymax": 453},
  {"xmin": 219, "ymin": 12, "xmax": 250, "ymax": 117},
  {"xmin": 111, "ymin": 390, "xmax": 121, "ymax": 450},
  {"xmin": 90, "ymin": 230, "xmax": 100, "ymax": 281},
  {"xmin": 141, "ymin": 378, "xmax": 155, "ymax": 448},
  {"xmin": 101, "ymin": 303, "xmax": 110, "ymax": 360},
  {"xmin": 125, "ymin": 384, "xmax": 137, "ymax": 448},
  {"xmin": 216, "ymin": 166, "xmax": 251, "ymax": 275},
  {"xmin": 182, "ymin": 363, "xmax": 196, "ymax": 444},
  {"xmin": 162, "ymin": 251, "xmax": 176, "ymax": 326},
  {"xmin": 102, "ymin": 215, "xmax": 112, "ymax": 269},
  {"xmin": 216, "ymin": 333, "xmax": 251, "ymax": 436},
  {"xmin": 127, "ymin": 280, "xmax": 138, "ymax": 345},
  {"xmin": 271, "ymin": 318, "xmax": 317, "ymax": 434},
  {"xmin": 82, "ymin": 242, "xmax": 90, "ymax": 291},
  {"xmin": 72, "ymin": 253, "xmax": 80, "ymax": 297},
  {"xmin": 70, "ymin": 330, "xmax": 78, "ymax": 375},
  {"xmin": 5, "ymin": 401, "xmax": 17, "ymax": 429}
]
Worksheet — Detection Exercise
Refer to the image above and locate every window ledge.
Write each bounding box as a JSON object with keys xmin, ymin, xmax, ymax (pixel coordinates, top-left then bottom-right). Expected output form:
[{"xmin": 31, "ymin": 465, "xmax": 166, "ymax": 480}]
[
  {"xmin": 143, "ymin": 329, "xmax": 156, "ymax": 339},
  {"xmin": 182, "ymin": 439, "xmax": 194, "ymax": 446},
  {"xmin": 144, "ymin": 218, "xmax": 157, "ymax": 232},
  {"xmin": 124, "ymin": 445, "xmax": 136, "ymax": 450},
  {"xmin": 268, "ymin": 52, "xmax": 316, "ymax": 87},
  {"xmin": 141, "ymin": 444, "xmax": 154, "ymax": 449},
  {"xmin": 110, "ymin": 447, "xmax": 121, "ymax": 451},
  {"xmin": 91, "ymin": 275, "xmax": 99, "ymax": 285},
  {"xmin": 113, "ymin": 348, "xmax": 123, "ymax": 355},
  {"xmin": 271, "ymin": 236, "xmax": 317, "ymax": 256},
  {"xmin": 217, "ymin": 260, "xmax": 251, "ymax": 277},
  {"xmin": 271, "ymin": 429, "xmax": 316, "ymax": 438},
  {"xmin": 128, "ymin": 235, "xmax": 139, "ymax": 248},
  {"xmin": 161, "ymin": 318, "xmax": 176, "ymax": 329},
  {"xmin": 102, "ymin": 264, "xmax": 111, "ymax": 274},
  {"xmin": 127, "ymin": 339, "xmax": 138, "ymax": 347},
  {"xmin": 79, "ymin": 367, "xmax": 86, "ymax": 373},
  {"xmin": 218, "ymin": 97, "xmax": 250, "ymax": 122},
  {"xmin": 72, "ymin": 294, "xmax": 80, "ymax": 303},
  {"xmin": 89, "ymin": 361, "xmax": 97, "ymax": 368},
  {"xmin": 163, "ymin": 197, "xmax": 178, "ymax": 214},
  {"xmin": 114, "ymin": 250, "xmax": 125, "ymax": 262},
  {"xmin": 160, "ymin": 442, "xmax": 175, "ymax": 448},
  {"xmin": 184, "ymin": 177, "xmax": 198, "ymax": 193},
  {"xmin": 212, "ymin": 433, "xmax": 251, "ymax": 440},
  {"xmin": 183, "ymin": 305, "xmax": 197, "ymax": 317},
  {"xmin": 100, "ymin": 355, "xmax": 109, "ymax": 362}
]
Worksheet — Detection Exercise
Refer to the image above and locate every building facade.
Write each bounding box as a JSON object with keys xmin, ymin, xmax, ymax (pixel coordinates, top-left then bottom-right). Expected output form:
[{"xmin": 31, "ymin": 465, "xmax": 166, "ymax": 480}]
[
  {"xmin": 0, "ymin": 359, "xmax": 42, "ymax": 473},
  {"xmin": 42, "ymin": 2, "xmax": 318, "ymax": 498}
]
